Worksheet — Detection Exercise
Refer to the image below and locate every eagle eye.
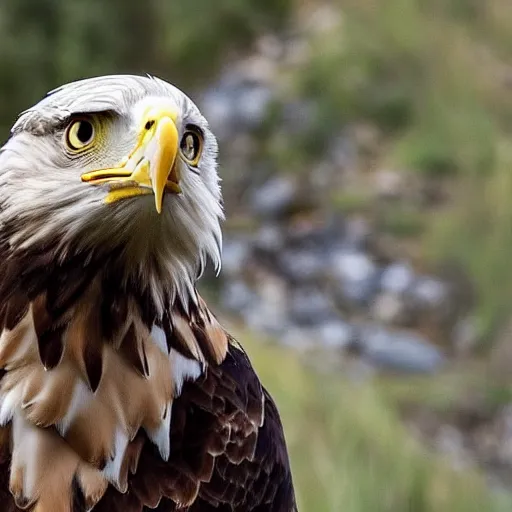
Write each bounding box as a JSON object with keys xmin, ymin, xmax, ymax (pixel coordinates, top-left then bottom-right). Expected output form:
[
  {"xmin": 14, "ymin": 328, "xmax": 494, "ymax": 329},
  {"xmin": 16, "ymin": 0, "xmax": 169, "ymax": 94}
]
[
  {"xmin": 180, "ymin": 127, "xmax": 202, "ymax": 165},
  {"xmin": 65, "ymin": 118, "xmax": 95, "ymax": 151}
]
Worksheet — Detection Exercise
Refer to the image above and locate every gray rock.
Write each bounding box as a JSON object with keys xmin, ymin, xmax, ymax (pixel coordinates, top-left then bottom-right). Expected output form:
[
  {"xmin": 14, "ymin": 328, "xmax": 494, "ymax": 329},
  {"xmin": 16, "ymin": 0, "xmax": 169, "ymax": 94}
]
[
  {"xmin": 287, "ymin": 214, "xmax": 345, "ymax": 251},
  {"xmin": 328, "ymin": 133, "xmax": 358, "ymax": 171},
  {"xmin": 243, "ymin": 301, "xmax": 288, "ymax": 337},
  {"xmin": 453, "ymin": 315, "xmax": 479, "ymax": 355},
  {"xmin": 253, "ymin": 224, "xmax": 284, "ymax": 253},
  {"xmin": 200, "ymin": 88, "xmax": 236, "ymax": 140},
  {"xmin": 380, "ymin": 262, "xmax": 415, "ymax": 295},
  {"xmin": 411, "ymin": 276, "xmax": 449, "ymax": 309},
  {"xmin": 492, "ymin": 405, "xmax": 512, "ymax": 465},
  {"xmin": 317, "ymin": 319, "xmax": 354, "ymax": 349},
  {"xmin": 278, "ymin": 249, "xmax": 326, "ymax": 282},
  {"xmin": 339, "ymin": 279, "xmax": 380, "ymax": 306},
  {"xmin": 331, "ymin": 250, "xmax": 377, "ymax": 283},
  {"xmin": 302, "ymin": 3, "xmax": 343, "ymax": 34},
  {"xmin": 344, "ymin": 358, "xmax": 377, "ymax": 383},
  {"xmin": 374, "ymin": 168, "xmax": 405, "ymax": 200},
  {"xmin": 435, "ymin": 425, "xmax": 471, "ymax": 471},
  {"xmin": 220, "ymin": 280, "xmax": 258, "ymax": 314},
  {"xmin": 200, "ymin": 75, "xmax": 272, "ymax": 138},
  {"xmin": 280, "ymin": 327, "xmax": 317, "ymax": 351},
  {"xmin": 330, "ymin": 250, "xmax": 379, "ymax": 305},
  {"xmin": 342, "ymin": 217, "xmax": 372, "ymax": 250},
  {"xmin": 357, "ymin": 326, "xmax": 444, "ymax": 373},
  {"xmin": 256, "ymin": 34, "xmax": 285, "ymax": 61},
  {"xmin": 288, "ymin": 288, "xmax": 333, "ymax": 326},
  {"xmin": 237, "ymin": 84, "xmax": 273, "ymax": 128},
  {"xmin": 372, "ymin": 292, "xmax": 408, "ymax": 325},
  {"xmin": 249, "ymin": 176, "xmax": 297, "ymax": 218},
  {"xmin": 280, "ymin": 100, "xmax": 315, "ymax": 136},
  {"xmin": 243, "ymin": 275, "xmax": 289, "ymax": 336},
  {"xmin": 221, "ymin": 239, "xmax": 250, "ymax": 276},
  {"xmin": 280, "ymin": 321, "xmax": 354, "ymax": 352}
]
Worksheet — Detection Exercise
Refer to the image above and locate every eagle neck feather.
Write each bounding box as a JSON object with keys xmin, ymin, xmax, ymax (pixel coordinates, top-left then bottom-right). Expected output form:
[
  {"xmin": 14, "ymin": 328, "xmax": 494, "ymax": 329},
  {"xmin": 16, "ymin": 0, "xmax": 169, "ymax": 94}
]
[{"xmin": 0, "ymin": 235, "xmax": 228, "ymax": 511}]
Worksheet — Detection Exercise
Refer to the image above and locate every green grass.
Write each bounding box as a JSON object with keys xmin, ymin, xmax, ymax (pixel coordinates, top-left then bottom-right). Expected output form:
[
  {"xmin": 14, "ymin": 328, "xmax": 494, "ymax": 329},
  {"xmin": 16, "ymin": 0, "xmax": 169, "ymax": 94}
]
[
  {"xmin": 287, "ymin": 0, "xmax": 500, "ymax": 177},
  {"xmin": 331, "ymin": 190, "xmax": 373, "ymax": 214},
  {"xmin": 426, "ymin": 141, "xmax": 512, "ymax": 342},
  {"xmin": 378, "ymin": 205, "xmax": 427, "ymax": 239},
  {"xmin": 0, "ymin": 0, "xmax": 293, "ymax": 135},
  {"xmin": 276, "ymin": 0, "xmax": 512, "ymax": 344},
  {"xmin": 238, "ymin": 331, "xmax": 512, "ymax": 512}
]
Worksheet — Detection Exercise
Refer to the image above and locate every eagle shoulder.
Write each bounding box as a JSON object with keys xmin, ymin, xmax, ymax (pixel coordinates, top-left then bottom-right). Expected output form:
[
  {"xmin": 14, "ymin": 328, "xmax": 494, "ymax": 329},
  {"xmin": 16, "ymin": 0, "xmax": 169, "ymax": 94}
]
[
  {"xmin": 93, "ymin": 339, "xmax": 297, "ymax": 512},
  {"xmin": 0, "ymin": 280, "xmax": 296, "ymax": 511}
]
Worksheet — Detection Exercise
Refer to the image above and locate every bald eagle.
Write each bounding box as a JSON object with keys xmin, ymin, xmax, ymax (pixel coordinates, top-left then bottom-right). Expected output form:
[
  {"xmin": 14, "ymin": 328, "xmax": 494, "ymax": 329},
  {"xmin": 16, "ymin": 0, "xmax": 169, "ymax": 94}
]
[{"xmin": 0, "ymin": 75, "xmax": 297, "ymax": 512}]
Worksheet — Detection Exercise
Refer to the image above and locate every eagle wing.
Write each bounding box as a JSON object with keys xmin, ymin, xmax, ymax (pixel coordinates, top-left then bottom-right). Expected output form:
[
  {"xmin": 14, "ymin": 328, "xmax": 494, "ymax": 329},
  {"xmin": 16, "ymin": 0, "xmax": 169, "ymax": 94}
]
[
  {"xmin": 0, "ymin": 286, "xmax": 296, "ymax": 512},
  {"xmin": 93, "ymin": 341, "xmax": 297, "ymax": 512}
]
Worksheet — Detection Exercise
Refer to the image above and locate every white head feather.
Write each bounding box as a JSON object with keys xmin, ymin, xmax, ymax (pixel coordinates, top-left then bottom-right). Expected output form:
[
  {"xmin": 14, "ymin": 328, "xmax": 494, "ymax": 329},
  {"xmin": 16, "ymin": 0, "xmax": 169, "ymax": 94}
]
[{"xmin": 0, "ymin": 75, "xmax": 224, "ymax": 311}]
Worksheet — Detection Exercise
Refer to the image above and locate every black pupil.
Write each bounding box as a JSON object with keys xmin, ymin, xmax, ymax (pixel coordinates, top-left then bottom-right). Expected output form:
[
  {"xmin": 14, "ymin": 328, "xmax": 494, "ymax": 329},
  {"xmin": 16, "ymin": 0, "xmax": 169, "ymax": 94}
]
[{"xmin": 76, "ymin": 121, "xmax": 93, "ymax": 144}]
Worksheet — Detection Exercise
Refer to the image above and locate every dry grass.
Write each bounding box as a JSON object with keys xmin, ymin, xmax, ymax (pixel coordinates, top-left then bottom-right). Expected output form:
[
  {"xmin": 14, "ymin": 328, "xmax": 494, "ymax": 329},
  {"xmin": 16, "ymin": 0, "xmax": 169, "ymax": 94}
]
[{"xmin": 238, "ymin": 330, "xmax": 511, "ymax": 512}]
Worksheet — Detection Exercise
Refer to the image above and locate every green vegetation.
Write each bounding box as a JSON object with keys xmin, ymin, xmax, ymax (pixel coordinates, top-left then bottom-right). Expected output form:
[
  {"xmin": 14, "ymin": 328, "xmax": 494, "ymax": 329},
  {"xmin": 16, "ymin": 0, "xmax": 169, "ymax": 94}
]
[
  {"xmin": 2, "ymin": 0, "xmax": 511, "ymax": 342},
  {"xmin": 378, "ymin": 205, "xmax": 427, "ymax": 239},
  {"xmin": 0, "ymin": 0, "xmax": 291, "ymax": 135},
  {"xmin": 293, "ymin": 0, "xmax": 499, "ymax": 177},
  {"xmin": 242, "ymin": 332, "xmax": 511, "ymax": 512},
  {"xmin": 283, "ymin": 0, "xmax": 512, "ymax": 342}
]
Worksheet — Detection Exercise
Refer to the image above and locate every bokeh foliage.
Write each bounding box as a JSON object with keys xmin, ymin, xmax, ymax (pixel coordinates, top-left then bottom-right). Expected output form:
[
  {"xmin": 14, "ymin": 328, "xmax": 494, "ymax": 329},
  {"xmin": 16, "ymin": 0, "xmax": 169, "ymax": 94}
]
[
  {"xmin": 2, "ymin": 0, "xmax": 512, "ymax": 341},
  {"xmin": 293, "ymin": 0, "xmax": 499, "ymax": 177},
  {"xmin": 244, "ymin": 331, "xmax": 512, "ymax": 512},
  {"xmin": 283, "ymin": 0, "xmax": 512, "ymax": 341},
  {"xmin": 0, "ymin": 0, "xmax": 291, "ymax": 137}
]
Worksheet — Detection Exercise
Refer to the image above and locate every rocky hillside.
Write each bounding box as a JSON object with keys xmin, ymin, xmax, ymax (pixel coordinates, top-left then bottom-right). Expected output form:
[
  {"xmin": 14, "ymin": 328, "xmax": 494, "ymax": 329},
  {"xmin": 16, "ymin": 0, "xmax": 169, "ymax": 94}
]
[{"xmin": 194, "ymin": 0, "xmax": 512, "ymax": 495}]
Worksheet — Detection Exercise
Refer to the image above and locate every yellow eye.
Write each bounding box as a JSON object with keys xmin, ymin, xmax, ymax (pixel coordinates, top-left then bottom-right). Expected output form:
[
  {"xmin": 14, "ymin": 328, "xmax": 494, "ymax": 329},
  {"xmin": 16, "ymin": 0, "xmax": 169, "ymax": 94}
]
[
  {"xmin": 179, "ymin": 129, "xmax": 202, "ymax": 165},
  {"xmin": 65, "ymin": 118, "xmax": 95, "ymax": 151}
]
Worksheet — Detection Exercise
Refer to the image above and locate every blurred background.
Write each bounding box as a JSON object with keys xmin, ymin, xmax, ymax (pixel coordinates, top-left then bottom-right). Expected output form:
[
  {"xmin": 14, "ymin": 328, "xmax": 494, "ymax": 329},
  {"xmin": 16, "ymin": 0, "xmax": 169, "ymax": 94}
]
[{"xmin": 3, "ymin": 0, "xmax": 512, "ymax": 510}]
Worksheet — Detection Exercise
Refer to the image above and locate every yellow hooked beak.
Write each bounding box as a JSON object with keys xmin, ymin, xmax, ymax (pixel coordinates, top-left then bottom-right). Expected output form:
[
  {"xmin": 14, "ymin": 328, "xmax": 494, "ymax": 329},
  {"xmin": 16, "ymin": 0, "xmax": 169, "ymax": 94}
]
[{"xmin": 81, "ymin": 107, "xmax": 181, "ymax": 214}]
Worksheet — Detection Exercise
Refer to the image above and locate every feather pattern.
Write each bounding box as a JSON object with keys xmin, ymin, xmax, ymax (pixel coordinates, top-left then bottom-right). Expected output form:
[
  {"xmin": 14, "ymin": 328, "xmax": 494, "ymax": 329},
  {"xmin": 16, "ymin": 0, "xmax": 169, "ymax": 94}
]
[
  {"xmin": 0, "ymin": 282, "xmax": 296, "ymax": 511},
  {"xmin": 0, "ymin": 275, "xmax": 234, "ymax": 510},
  {"xmin": 0, "ymin": 74, "xmax": 296, "ymax": 512}
]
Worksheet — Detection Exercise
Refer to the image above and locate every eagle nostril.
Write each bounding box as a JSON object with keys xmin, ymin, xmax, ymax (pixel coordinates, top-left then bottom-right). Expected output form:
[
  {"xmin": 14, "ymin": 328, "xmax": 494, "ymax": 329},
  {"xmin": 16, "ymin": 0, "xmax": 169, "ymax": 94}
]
[{"xmin": 144, "ymin": 120, "xmax": 155, "ymax": 130}]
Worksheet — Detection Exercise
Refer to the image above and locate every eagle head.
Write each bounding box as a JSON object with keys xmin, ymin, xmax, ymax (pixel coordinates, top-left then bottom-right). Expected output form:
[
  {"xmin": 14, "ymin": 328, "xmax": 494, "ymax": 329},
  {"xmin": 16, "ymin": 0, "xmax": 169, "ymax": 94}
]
[{"xmin": 0, "ymin": 75, "xmax": 223, "ymax": 309}]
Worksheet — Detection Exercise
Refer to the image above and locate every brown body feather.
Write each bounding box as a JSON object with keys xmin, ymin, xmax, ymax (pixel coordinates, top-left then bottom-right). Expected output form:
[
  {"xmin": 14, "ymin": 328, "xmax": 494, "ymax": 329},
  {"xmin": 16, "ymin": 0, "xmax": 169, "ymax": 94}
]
[
  {"xmin": 93, "ymin": 344, "xmax": 296, "ymax": 512},
  {"xmin": 0, "ymin": 244, "xmax": 296, "ymax": 512}
]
